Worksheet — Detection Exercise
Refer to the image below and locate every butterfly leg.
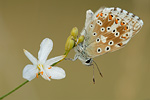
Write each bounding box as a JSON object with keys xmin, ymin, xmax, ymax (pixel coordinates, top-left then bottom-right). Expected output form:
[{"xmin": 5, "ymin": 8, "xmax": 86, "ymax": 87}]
[{"xmin": 65, "ymin": 54, "xmax": 78, "ymax": 61}]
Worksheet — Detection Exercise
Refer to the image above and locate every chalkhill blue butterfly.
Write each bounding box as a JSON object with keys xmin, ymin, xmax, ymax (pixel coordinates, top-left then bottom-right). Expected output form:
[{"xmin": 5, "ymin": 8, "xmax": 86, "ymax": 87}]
[{"xmin": 71, "ymin": 7, "xmax": 143, "ymax": 82}]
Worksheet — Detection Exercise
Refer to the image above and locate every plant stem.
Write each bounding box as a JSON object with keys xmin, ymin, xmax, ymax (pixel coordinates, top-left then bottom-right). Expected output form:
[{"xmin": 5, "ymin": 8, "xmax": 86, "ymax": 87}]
[{"xmin": 0, "ymin": 80, "xmax": 29, "ymax": 100}]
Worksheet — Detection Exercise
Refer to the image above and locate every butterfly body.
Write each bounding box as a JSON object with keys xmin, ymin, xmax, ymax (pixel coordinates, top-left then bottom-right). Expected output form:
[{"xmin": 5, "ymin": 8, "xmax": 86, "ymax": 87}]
[
  {"xmin": 74, "ymin": 7, "xmax": 143, "ymax": 65},
  {"xmin": 74, "ymin": 43, "xmax": 93, "ymax": 65}
]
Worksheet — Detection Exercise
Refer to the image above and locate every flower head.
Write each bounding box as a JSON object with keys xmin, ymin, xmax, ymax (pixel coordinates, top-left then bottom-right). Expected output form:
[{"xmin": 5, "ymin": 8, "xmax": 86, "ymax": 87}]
[{"xmin": 23, "ymin": 38, "xmax": 66, "ymax": 81}]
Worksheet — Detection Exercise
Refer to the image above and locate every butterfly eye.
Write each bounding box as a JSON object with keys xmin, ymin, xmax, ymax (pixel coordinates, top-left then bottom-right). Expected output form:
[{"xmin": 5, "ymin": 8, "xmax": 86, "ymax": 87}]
[
  {"xmin": 96, "ymin": 38, "xmax": 100, "ymax": 43},
  {"xmin": 85, "ymin": 58, "xmax": 92, "ymax": 64},
  {"xmin": 93, "ymin": 32, "xmax": 97, "ymax": 36},
  {"xmin": 105, "ymin": 46, "xmax": 111, "ymax": 51},
  {"xmin": 100, "ymin": 27, "xmax": 105, "ymax": 32},
  {"xmin": 115, "ymin": 32, "xmax": 120, "ymax": 37},
  {"xmin": 108, "ymin": 40, "xmax": 114, "ymax": 45},
  {"xmin": 97, "ymin": 47, "xmax": 102, "ymax": 53}
]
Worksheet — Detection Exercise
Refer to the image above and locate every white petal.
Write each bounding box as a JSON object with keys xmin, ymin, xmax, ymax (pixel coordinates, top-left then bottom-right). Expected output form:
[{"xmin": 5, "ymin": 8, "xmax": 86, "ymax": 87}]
[
  {"xmin": 38, "ymin": 38, "xmax": 53, "ymax": 63},
  {"xmin": 23, "ymin": 64, "xmax": 38, "ymax": 81},
  {"xmin": 40, "ymin": 72, "xmax": 51, "ymax": 81},
  {"xmin": 45, "ymin": 67, "xmax": 66, "ymax": 79},
  {"xmin": 24, "ymin": 49, "xmax": 38, "ymax": 65},
  {"xmin": 45, "ymin": 55, "xmax": 66, "ymax": 66}
]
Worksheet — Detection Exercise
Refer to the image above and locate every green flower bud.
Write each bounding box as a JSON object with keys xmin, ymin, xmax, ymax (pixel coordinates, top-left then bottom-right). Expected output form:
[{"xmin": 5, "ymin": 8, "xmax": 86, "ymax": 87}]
[
  {"xmin": 77, "ymin": 35, "xmax": 84, "ymax": 45},
  {"xmin": 65, "ymin": 35, "xmax": 75, "ymax": 52},
  {"xmin": 71, "ymin": 27, "xmax": 78, "ymax": 40}
]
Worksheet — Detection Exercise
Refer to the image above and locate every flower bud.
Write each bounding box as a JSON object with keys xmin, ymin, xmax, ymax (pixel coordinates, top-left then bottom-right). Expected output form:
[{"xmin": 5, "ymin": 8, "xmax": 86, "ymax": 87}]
[
  {"xmin": 77, "ymin": 35, "xmax": 84, "ymax": 45},
  {"xmin": 71, "ymin": 27, "xmax": 78, "ymax": 40},
  {"xmin": 65, "ymin": 35, "xmax": 75, "ymax": 52}
]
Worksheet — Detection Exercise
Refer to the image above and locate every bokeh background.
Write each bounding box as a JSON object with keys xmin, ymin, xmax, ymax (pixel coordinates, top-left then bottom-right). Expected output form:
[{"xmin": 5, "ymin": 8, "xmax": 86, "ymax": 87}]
[{"xmin": 0, "ymin": 0, "xmax": 149, "ymax": 100}]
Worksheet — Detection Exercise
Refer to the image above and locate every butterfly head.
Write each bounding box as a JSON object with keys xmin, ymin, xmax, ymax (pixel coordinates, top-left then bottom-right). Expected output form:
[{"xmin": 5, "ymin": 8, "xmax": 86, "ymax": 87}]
[{"xmin": 77, "ymin": 56, "xmax": 93, "ymax": 66}]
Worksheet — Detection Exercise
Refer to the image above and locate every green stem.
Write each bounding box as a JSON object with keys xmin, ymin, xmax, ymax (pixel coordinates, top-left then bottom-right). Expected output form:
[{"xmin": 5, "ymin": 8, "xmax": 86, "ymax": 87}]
[{"xmin": 0, "ymin": 80, "xmax": 29, "ymax": 100}]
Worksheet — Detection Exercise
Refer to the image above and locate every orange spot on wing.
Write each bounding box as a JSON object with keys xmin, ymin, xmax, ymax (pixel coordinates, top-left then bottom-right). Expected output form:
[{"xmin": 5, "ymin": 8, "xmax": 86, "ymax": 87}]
[
  {"xmin": 36, "ymin": 73, "xmax": 38, "ymax": 78},
  {"xmin": 109, "ymin": 15, "xmax": 112, "ymax": 20},
  {"xmin": 118, "ymin": 43, "xmax": 123, "ymax": 46},
  {"xmin": 122, "ymin": 36, "xmax": 127, "ymax": 39},
  {"xmin": 49, "ymin": 76, "xmax": 51, "ymax": 79},
  {"xmin": 115, "ymin": 19, "xmax": 118, "ymax": 24},
  {"xmin": 96, "ymin": 14, "xmax": 100, "ymax": 17},
  {"xmin": 100, "ymin": 13, "xmax": 103, "ymax": 17},
  {"xmin": 121, "ymin": 22, "xmax": 124, "ymax": 25},
  {"xmin": 48, "ymin": 66, "xmax": 52, "ymax": 69},
  {"xmin": 124, "ymin": 26, "xmax": 128, "ymax": 30},
  {"xmin": 39, "ymin": 71, "xmax": 43, "ymax": 75}
]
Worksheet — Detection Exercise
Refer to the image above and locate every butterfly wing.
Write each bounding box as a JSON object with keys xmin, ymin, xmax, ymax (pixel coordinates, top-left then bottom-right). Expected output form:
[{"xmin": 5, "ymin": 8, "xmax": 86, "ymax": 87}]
[{"xmin": 82, "ymin": 7, "xmax": 143, "ymax": 58}]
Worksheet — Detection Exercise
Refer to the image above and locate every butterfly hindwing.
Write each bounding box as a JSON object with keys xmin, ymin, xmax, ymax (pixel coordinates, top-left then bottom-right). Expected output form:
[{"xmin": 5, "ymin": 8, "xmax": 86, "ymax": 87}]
[{"xmin": 82, "ymin": 7, "xmax": 143, "ymax": 58}]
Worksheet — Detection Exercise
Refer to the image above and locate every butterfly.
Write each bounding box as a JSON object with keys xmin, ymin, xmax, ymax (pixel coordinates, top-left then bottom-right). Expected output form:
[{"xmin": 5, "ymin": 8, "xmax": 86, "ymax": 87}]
[{"xmin": 70, "ymin": 7, "xmax": 143, "ymax": 82}]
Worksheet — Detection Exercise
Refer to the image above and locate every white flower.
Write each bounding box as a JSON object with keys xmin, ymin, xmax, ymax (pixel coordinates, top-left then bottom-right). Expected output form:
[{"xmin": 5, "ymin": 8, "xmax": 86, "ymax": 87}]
[{"xmin": 23, "ymin": 38, "xmax": 66, "ymax": 81}]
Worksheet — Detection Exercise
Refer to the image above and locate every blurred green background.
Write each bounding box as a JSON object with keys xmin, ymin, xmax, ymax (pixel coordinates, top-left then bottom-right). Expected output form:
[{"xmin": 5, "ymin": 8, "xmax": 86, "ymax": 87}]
[{"xmin": 0, "ymin": 0, "xmax": 149, "ymax": 100}]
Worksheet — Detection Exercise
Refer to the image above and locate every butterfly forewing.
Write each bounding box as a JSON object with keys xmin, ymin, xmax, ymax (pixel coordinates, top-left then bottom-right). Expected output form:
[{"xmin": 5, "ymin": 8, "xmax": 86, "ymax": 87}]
[{"xmin": 83, "ymin": 7, "xmax": 143, "ymax": 58}]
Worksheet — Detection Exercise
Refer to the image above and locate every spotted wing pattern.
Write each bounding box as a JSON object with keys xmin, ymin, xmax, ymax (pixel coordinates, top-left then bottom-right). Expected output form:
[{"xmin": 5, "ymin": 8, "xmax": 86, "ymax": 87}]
[{"xmin": 82, "ymin": 7, "xmax": 143, "ymax": 58}]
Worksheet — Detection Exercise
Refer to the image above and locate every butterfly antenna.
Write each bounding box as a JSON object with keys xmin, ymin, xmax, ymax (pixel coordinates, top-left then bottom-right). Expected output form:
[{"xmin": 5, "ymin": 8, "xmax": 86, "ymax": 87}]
[
  {"xmin": 92, "ymin": 63, "xmax": 95, "ymax": 84},
  {"xmin": 93, "ymin": 60, "xmax": 103, "ymax": 77}
]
